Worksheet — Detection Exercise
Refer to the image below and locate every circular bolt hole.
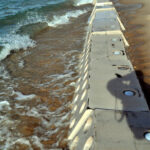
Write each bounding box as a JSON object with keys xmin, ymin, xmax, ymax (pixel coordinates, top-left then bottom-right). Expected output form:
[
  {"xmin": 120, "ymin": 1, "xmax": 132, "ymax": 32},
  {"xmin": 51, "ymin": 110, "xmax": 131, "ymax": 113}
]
[
  {"xmin": 115, "ymin": 73, "xmax": 122, "ymax": 78},
  {"xmin": 121, "ymin": 50, "xmax": 125, "ymax": 55},
  {"xmin": 112, "ymin": 64, "xmax": 117, "ymax": 66},
  {"xmin": 144, "ymin": 131, "xmax": 150, "ymax": 141},
  {"xmin": 112, "ymin": 43, "xmax": 115, "ymax": 47},
  {"xmin": 113, "ymin": 51, "xmax": 121, "ymax": 55},
  {"xmin": 123, "ymin": 90, "xmax": 136, "ymax": 96},
  {"xmin": 112, "ymin": 38, "xmax": 117, "ymax": 42}
]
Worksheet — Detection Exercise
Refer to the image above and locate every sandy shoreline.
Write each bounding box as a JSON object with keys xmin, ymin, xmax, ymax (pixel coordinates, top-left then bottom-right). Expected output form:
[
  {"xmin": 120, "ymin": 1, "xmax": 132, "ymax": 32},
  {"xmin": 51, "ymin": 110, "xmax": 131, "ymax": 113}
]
[{"xmin": 113, "ymin": 0, "xmax": 150, "ymax": 106}]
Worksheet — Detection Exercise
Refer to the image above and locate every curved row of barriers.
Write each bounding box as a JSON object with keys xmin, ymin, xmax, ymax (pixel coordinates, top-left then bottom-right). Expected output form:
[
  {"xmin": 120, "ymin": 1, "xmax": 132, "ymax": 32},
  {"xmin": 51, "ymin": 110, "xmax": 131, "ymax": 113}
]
[{"xmin": 67, "ymin": 0, "xmax": 150, "ymax": 150}]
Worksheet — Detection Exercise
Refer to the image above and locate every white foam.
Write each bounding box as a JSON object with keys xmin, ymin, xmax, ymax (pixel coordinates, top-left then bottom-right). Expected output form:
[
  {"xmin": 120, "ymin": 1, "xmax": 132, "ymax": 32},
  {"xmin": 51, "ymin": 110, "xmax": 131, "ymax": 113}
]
[
  {"xmin": 14, "ymin": 138, "xmax": 31, "ymax": 145},
  {"xmin": 61, "ymin": 112, "xmax": 70, "ymax": 121},
  {"xmin": 51, "ymin": 72, "xmax": 73, "ymax": 80},
  {"xmin": 48, "ymin": 9, "xmax": 87, "ymax": 27},
  {"xmin": 2, "ymin": 138, "xmax": 11, "ymax": 150},
  {"xmin": 0, "ymin": 101, "xmax": 11, "ymax": 111},
  {"xmin": 0, "ymin": 34, "xmax": 36, "ymax": 61},
  {"xmin": 15, "ymin": 91, "xmax": 36, "ymax": 100},
  {"xmin": 26, "ymin": 107, "xmax": 40, "ymax": 116},
  {"xmin": 20, "ymin": 11, "xmax": 47, "ymax": 27},
  {"xmin": 18, "ymin": 60, "xmax": 24, "ymax": 68},
  {"xmin": 15, "ymin": 103, "xmax": 25, "ymax": 109},
  {"xmin": 31, "ymin": 136, "xmax": 44, "ymax": 150},
  {"xmin": 75, "ymin": 0, "xmax": 93, "ymax": 6},
  {"xmin": 69, "ymin": 82, "xmax": 76, "ymax": 86},
  {"xmin": 0, "ymin": 8, "xmax": 87, "ymax": 61},
  {"xmin": 0, "ymin": 65, "xmax": 10, "ymax": 79},
  {"xmin": 12, "ymin": 138, "xmax": 32, "ymax": 150}
]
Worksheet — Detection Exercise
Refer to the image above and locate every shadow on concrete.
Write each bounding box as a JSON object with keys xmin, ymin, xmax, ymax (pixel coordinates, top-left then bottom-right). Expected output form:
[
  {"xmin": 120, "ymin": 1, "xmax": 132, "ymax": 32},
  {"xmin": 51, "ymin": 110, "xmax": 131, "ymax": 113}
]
[
  {"xmin": 107, "ymin": 70, "xmax": 150, "ymax": 140},
  {"xmin": 136, "ymin": 71, "xmax": 150, "ymax": 108}
]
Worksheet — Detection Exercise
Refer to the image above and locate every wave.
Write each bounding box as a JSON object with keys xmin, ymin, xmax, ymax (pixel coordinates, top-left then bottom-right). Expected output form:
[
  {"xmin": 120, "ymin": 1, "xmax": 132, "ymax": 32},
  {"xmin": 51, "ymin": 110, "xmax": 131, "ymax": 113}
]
[
  {"xmin": 18, "ymin": 8, "xmax": 88, "ymax": 28},
  {"xmin": 47, "ymin": 9, "xmax": 88, "ymax": 27},
  {"xmin": 0, "ymin": 0, "xmax": 67, "ymax": 20},
  {"xmin": 74, "ymin": 0, "xmax": 93, "ymax": 6},
  {"xmin": 0, "ymin": 101, "xmax": 11, "ymax": 111},
  {"xmin": 14, "ymin": 91, "xmax": 36, "ymax": 101},
  {"xmin": 0, "ymin": 0, "xmax": 92, "ymax": 61},
  {"xmin": 0, "ymin": 34, "xmax": 36, "ymax": 61},
  {"xmin": 0, "ymin": 11, "xmax": 44, "ymax": 61},
  {"xmin": 0, "ymin": 8, "xmax": 89, "ymax": 61}
]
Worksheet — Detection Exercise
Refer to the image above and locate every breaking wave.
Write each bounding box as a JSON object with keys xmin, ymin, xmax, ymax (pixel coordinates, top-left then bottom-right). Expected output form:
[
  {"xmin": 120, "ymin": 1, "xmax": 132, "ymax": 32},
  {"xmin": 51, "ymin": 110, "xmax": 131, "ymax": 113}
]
[
  {"xmin": 0, "ymin": 0, "xmax": 92, "ymax": 61},
  {"xmin": 47, "ymin": 9, "xmax": 88, "ymax": 27},
  {"xmin": 0, "ymin": 34, "xmax": 36, "ymax": 61},
  {"xmin": 75, "ymin": 0, "xmax": 93, "ymax": 6}
]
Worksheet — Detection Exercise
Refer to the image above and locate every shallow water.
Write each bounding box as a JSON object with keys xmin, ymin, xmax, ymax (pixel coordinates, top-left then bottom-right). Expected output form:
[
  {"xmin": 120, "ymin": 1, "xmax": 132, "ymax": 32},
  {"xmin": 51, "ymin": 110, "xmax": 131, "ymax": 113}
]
[
  {"xmin": 0, "ymin": 0, "xmax": 92, "ymax": 149},
  {"xmin": 0, "ymin": 0, "xmax": 93, "ymax": 61}
]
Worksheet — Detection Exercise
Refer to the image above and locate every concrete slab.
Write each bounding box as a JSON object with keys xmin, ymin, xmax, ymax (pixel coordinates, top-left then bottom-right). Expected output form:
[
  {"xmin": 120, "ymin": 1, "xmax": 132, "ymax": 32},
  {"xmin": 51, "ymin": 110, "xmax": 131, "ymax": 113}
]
[
  {"xmin": 94, "ymin": 110, "xmax": 150, "ymax": 150},
  {"xmin": 93, "ymin": 18, "xmax": 120, "ymax": 31},
  {"xmin": 96, "ymin": 4, "xmax": 113, "ymax": 9},
  {"xmin": 89, "ymin": 68, "xmax": 148, "ymax": 111},
  {"xmin": 69, "ymin": 1, "xmax": 150, "ymax": 150},
  {"xmin": 89, "ymin": 34, "xmax": 149, "ymax": 111},
  {"xmin": 95, "ymin": 10, "xmax": 117, "ymax": 19},
  {"xmin": 92, "ymin": 10, "xmax": 121, "ymax": 31},
  {"xmin": 91, "ymin": 34, "xmax": 125, "ymax": 58},
  {"xmin": 97, "ymin": 0, "xmax": 110, "ymax": 2}
]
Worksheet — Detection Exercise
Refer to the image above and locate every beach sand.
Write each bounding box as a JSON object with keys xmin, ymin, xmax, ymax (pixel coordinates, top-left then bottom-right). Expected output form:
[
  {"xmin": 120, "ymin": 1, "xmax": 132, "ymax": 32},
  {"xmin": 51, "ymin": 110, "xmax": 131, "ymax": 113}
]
[{"xmin": 113, "ymin": 0, "xmax": 150, "ymax": 107}]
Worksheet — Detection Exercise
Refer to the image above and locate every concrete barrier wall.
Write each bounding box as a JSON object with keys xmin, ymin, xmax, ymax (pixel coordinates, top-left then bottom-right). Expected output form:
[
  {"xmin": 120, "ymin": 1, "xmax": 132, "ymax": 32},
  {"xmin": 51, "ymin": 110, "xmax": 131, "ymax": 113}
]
[
  {"xmin": 67, "ymin": 1, "xmax": 122, "ymax": 150},
  {"xmin": 67, "ymin": 2, "xmax": 96, "ymax": 149},
  {"xmin": 67, "ymin": 0, "xmax": 149, "ymax": 149}
]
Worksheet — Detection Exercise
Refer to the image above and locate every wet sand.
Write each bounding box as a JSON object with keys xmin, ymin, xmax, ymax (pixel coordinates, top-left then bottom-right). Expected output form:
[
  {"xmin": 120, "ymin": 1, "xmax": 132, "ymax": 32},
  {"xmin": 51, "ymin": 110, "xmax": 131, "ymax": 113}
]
[{"xmin": 113, "ymin": 0, "xmax": 150, "ymax": 107}]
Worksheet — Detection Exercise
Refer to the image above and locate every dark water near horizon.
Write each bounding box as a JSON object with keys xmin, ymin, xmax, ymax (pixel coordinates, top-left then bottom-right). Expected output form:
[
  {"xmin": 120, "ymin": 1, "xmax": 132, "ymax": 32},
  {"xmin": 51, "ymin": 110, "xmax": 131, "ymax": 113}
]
[
  {"xmin": 0, "ymin": 0, "xmax": 93, "ymax": 149},
  {"xmin": 0, "ymin": 0, "xmax": 92, "ymax": 60}
]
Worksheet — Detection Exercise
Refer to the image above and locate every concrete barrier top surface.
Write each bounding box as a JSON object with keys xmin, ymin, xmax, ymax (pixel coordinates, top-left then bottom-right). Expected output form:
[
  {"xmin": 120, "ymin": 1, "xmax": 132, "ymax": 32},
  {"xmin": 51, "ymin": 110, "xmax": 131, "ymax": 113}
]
[{"xmin": 68, "ymin": 0, "xmax": 150, "ymax": 150}]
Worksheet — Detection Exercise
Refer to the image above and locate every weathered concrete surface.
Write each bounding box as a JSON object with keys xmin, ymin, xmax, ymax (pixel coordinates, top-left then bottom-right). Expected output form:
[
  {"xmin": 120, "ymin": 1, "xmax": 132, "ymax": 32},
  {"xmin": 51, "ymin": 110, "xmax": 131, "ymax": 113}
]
[
  {"xmin": 89, "ymin": 0, "xmax": 148, "ymax": 111},
  {"xmin": 89, "ymin": 0, "xmax": 150, "ymax": 150},
  {"xmin": 94, "ymin": 110, "xmax": 150, "ymax": 150},
  {"xmin": 89, "ymin": 33, "xmax": 148, "ymax": 111},
  {"xmin": 68, "ymin": 0, "xmax": 150, "ymax": 149},
  {"xmin": 93, "ymin": 10, "xmax": 120, "ymax": 31}
]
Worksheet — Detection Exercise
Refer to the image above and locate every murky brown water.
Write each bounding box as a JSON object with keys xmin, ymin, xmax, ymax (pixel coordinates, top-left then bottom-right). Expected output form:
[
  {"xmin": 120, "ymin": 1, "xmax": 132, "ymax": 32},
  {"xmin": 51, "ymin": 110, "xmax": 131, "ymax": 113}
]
[
  {"xmin": 0, "ymin": 11, "xmax": 91, "ymax": 150},
  {"xmin": 113, "ymin": 0, "xmax": 150, "ymax": 107}
]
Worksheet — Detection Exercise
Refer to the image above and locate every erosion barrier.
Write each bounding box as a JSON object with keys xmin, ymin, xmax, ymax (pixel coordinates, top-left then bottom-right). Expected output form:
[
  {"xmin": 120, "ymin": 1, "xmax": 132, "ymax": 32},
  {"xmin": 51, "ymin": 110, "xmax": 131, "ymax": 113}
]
[{"xmin": 67, "ymin": 0, "xmax": 150, "ymax": 150}]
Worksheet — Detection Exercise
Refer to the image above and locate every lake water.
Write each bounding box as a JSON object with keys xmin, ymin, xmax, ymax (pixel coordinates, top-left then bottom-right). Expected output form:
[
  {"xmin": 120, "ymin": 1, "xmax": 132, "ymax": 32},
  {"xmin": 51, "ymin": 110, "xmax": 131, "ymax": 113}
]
[{"xmin": 0, "ymin": 0, "xmax": 93, "ymax": 149}]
